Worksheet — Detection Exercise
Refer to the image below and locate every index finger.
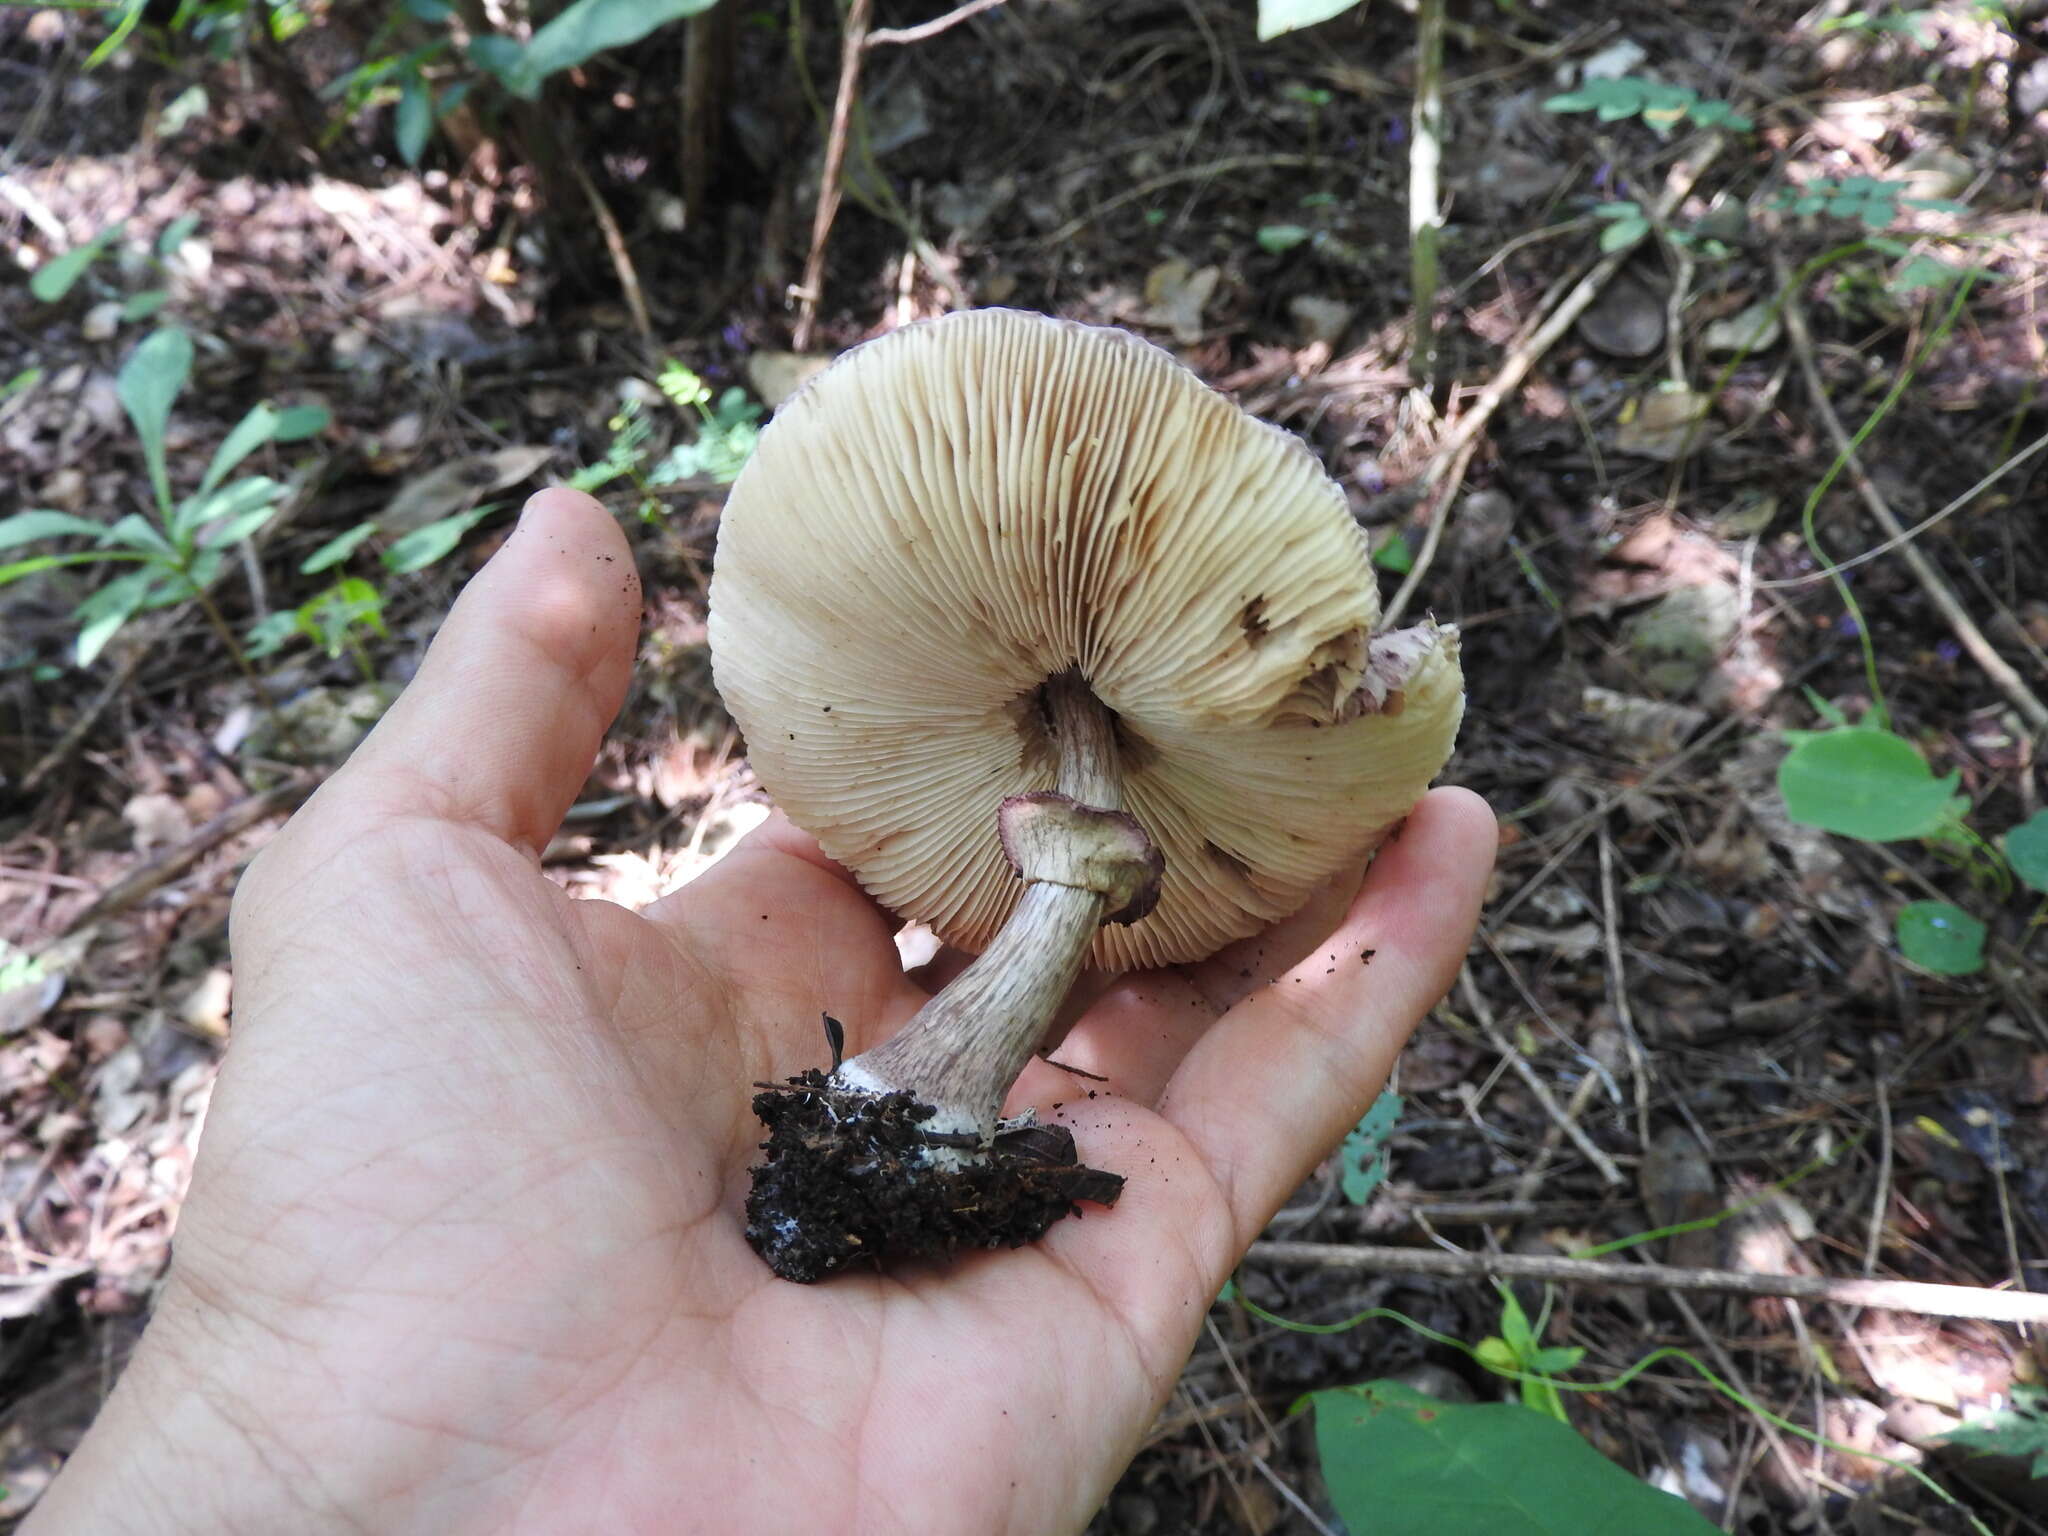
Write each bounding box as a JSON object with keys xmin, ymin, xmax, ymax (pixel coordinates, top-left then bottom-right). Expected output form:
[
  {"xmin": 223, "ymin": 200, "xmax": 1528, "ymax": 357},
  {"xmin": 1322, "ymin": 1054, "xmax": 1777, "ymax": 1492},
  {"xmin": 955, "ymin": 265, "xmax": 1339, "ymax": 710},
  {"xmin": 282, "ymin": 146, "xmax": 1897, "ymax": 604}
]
[{"xmin": 1152, "ymin": 787, "xmax": 1495, "ymax": 1248}]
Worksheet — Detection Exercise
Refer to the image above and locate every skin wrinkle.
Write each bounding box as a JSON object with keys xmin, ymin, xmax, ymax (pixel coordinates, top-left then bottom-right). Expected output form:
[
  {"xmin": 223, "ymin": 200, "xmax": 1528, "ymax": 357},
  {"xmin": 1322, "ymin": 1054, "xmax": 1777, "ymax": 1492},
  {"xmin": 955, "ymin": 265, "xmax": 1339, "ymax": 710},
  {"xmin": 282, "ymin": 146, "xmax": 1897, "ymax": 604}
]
[{"xmin": 30, "ymin": 491, "xmax": 1493, "ymax": 1536}]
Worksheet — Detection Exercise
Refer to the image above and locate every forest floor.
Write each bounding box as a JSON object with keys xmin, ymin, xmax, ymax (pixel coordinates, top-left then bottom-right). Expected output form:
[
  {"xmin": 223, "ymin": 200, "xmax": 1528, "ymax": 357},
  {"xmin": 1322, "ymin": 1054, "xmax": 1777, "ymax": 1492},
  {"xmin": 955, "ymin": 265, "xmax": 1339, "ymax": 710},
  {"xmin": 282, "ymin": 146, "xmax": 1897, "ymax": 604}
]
[{"xmin": 4, "ymin": 0, "xmax": 2048, "ymax": 1530}]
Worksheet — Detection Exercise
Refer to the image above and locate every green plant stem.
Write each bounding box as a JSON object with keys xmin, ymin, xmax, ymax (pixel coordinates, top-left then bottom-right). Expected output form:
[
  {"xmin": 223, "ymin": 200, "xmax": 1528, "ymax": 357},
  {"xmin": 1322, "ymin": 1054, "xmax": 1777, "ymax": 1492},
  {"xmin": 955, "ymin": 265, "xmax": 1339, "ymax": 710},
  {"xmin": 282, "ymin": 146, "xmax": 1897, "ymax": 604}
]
[
  {"xmin": 1569, "ymin": 1134, "xmax": 1853, "ymax": 1261},
  {"xmin": 1408, "ymin": 0, "xmax": 1445, "ymax": 385},
  {"xmin": 1794, "ymin": 258, "xmax": 1981, "ymax": 722},
  {"xmin": 189, "ymin": 575, "xmax": 267, "ymax": 698}
]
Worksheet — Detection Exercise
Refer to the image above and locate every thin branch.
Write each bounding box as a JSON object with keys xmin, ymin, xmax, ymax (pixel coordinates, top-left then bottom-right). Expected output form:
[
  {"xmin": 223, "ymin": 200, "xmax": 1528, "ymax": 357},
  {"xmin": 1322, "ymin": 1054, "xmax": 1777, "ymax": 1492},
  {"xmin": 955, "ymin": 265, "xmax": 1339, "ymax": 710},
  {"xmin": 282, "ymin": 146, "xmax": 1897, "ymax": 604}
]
[
  {"xmin": 62, "ymin": 777, "xmax": 316, "ymax": 933},
  {"xmin": 1382, "ymin": 136, "xmax": 1727, "ymax": 628},
  {"xmin": 1755, "ymin": 427, "xmax": 2048, "ymax": 591},
  {"xmin": 1774, "ymin": 252, "xmax": 2048, "ymax": 734},
  {"xmin": 1245, "ymin": 1241, "xmax": 2048, "ymax": 1325},
  {"xmin": 791, "ymin": 0, "xmax": 873, "ymax": 352},
  {"xmin": 1457, "ymin": 966, "xmax": 1625, "ymax": 1187},
  {"xmin": 867, "ymin": 0, "xmax": 1005, "ymax": 47},
  {"xmin": 567, "ymin": 156, "xmax": 653, "ymax": 348}
]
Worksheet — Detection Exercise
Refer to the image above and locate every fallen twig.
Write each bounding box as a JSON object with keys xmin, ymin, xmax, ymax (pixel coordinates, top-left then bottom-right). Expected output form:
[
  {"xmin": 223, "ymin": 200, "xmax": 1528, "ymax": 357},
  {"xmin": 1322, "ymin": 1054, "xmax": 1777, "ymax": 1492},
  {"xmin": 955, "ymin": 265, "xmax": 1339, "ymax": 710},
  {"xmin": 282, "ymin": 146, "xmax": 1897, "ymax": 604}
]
[
  {"xmin": 1456, "ymin": 965, "xmax": 1625, "ymax": 1187},
  {"xmin": 63, "ymin": 776, "xmax": 316, "ymax": 933},
  {"xmin": 791, "ymin": 0, "xmax": 874, "ymax": 351},
  {"xmin": 1245, "ymin": 1241, "xmax": 2048, "ymax": 1325},
  {"xmin": 21, "ymin": 648, "xmax": 148, "ymax": 796},
  {"xmin": 567, "ymin": 156, "xmax": 652, "ymax": 347},
  {"xmin": 1382, "ymin": 136, "xmax": 1727, "ymax": 628},
  {"xmin": 867, "ymin": 0, "xmax": 1004, "ymax": 47},
  {"xmin": 1773, "ymin": 253, "xmax": 2048, "ymax": 734}
]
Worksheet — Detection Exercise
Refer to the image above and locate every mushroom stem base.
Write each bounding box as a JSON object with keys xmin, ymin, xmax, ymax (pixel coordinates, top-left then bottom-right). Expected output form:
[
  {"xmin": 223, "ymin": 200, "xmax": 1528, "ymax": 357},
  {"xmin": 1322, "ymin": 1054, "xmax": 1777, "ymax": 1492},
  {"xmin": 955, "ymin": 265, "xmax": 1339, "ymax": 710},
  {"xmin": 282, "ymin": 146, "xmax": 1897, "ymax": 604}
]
[{"xmin": 745, "ymin": 1071, "xmax": 1124, "ymax": 1284}]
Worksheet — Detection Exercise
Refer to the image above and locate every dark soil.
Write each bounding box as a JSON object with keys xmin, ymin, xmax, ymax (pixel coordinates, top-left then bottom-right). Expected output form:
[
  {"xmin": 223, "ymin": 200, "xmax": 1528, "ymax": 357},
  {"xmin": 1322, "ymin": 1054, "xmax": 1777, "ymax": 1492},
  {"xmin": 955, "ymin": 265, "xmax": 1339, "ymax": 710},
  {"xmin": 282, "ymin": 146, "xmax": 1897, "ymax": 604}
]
[{"xmin": 747, "ymin": 1069, "xmax": 1124, "ymax": 1283}]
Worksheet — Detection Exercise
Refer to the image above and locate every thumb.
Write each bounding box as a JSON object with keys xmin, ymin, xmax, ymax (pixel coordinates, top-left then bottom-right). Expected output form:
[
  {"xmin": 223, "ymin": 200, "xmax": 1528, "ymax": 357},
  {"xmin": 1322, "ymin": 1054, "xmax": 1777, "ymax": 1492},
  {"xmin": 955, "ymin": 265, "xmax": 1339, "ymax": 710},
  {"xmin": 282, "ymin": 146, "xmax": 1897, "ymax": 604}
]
[{"xmin": 293, "ymin": 486, "xmax": 641, "ymax": 857}]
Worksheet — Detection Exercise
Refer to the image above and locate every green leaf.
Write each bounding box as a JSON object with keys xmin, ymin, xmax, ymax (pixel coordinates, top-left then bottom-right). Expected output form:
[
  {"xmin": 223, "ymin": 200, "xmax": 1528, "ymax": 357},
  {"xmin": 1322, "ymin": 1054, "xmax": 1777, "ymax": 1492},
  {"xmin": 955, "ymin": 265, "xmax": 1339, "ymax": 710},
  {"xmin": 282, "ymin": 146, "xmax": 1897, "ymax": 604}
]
[
  {"xmin": 2004, "ymin": 810, "xmax": 2048, "ymax": 894},
  {"xmin": 197, "ymin": 496, "xmax": 285, "ymax": 547},
  {"xmin": 177, "ymin": 549, "xmax": 223, "ymax": 596},
  {"xmin": 1312, "ymin": 1381, "xmax": 1722, "ymax": 1535},
  {"xmin": 0, "ymin": 510, "xmax": 107, "ymax": 550},
  {"xmin": 244, "ymin": 609, "xmax": 303, "ymax": 659},
  {"xmin": 192, "ymin": 476, "xmax": 287, "ymax": 530},
  {"xmin": 1943, "ymin": 1396, "xmax": 2048, "ymax": 1479},
  {"xmin": 466, "ymin": 33, "xmax": 527, "ymax": 85},
  {"xmin": 72, "ymin": 568, "xmax": 157, "ymax": 666},
  {"xmin": 1338, "ymin": 1090, "xmax": 1401, "ymax": 1204},
  {"xmin": 157, "ymin": 213, "xmax": 202, "ymax": 260},
  {"xmin": 121, "ymin": 289, "xmax": 171, "ymax": 322},
  {"xmin": 100, "ymin": 513, "xmax": 174, "ymax": 557},
  {"xmin": 31, "ymin": 222, "xmax": 124, "ymax": 303},
  {"xmin": 301, "ymin": 521, "xmax": 380, "ymax": 574},
  {"xmin": 1255, "ymin": 0, "xmax": 1362, "ymax": 41},
  {"xmin": 1543, "ymin": 87, "xmax": 1599, "ymax": 113},
  {"xmin": 0, "ymin": 551, "xmax": 140, "ymax": 586},
  {"xmin": 396, "ymin": 69, "xmax": 432, "ymax": 166},
  {"xmin": 1777, "ymin": 728, "xmax": 1965, "ymax": 842},
  {"xmin": 270, "ymin": 403, "xmax": 331, "ymax": 442},
  {"xmin": 117, "ymin": 329, "xmax": 193, "ymax": 519},
  {"xmin": 1373, "ymin": 529, "xmax": 1414, "ymax": 574},
  {"xmin": 1257, "ymin": 224, "xmax": 1314, "ymax": 255},
  {"xmin": 85, "ymin": 0, "xmax": 148, "ymax": 68},
  {"xmin": 1474, "ymin": 1336, "xmax": 1519, "ymax": 1378},
  {"xmin": 657, "ymin": 361, "xmax": 713, "ymax": 409},
  {"xmin": 1895, "ymin": 901, "xmax": 1986, "ymax": 976},
  {"xmin": 487, "ymin": 0, "xmax": 721, "ymax": 98},
  {"xmin": 199, "ymin": 404, "xmax": 285, "ymax": 500},
  {"xmin": 0, "ymin": 366, "xmax": 43, "ymax": 405},
  {"xmin": 1599, "ymin": 216, "xmax": 1648, "ymax": 252},
  {"xmin": 298, "ymin": 576, "xmax": 387, "ymax": 658},
  {"xmin": 404, "ymin": 0, "xmax": 455, "ymax": 19},
  {"xmin": 381, "ymin": 506, "xmax": 495, "ymax": 574}
]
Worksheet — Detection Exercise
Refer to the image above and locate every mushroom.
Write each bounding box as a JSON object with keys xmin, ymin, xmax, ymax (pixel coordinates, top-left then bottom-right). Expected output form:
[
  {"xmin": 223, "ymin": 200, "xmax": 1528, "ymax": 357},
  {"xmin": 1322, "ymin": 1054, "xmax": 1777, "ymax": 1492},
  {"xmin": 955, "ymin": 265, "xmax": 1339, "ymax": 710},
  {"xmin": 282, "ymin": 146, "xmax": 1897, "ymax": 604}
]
[{"xmin": 708, "ymin": 309, "xmax": 1463, "ymax": 1282}]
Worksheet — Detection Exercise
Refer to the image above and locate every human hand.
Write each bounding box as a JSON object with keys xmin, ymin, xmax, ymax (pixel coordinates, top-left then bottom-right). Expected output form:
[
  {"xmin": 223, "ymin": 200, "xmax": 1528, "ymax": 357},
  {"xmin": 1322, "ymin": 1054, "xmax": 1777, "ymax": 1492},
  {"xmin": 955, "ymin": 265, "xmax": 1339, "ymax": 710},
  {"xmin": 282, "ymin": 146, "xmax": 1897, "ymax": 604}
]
[{"xmin": 30, "ymin": 488, "xmax": 1495, "ymax": 1536}]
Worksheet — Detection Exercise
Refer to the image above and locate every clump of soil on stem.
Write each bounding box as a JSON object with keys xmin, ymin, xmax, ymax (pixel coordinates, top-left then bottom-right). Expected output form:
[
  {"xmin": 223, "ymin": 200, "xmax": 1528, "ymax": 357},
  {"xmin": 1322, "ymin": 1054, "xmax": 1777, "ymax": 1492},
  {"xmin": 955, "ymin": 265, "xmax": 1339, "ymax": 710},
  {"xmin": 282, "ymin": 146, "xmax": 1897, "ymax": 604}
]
[{"xmin": 746, "ymin": 1071, "xmax": 1124, "ymax": 1283}]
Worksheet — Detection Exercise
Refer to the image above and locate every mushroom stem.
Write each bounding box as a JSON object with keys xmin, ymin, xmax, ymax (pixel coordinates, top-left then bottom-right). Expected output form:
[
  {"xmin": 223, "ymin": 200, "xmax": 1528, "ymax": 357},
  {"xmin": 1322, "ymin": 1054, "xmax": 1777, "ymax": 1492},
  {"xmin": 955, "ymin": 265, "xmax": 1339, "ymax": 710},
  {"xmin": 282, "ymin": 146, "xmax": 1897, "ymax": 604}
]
[
  {"xmin": 745, "ymin": 673, "xmax": 1161, "ymax": 1280},
  {"xmin": 1047, "ymin": 667, "xmax": 1120, "ymax": 805},
  {"xmin": 838, "ymin": 878, "xmax": 1106, "ymax": 1139},
  {"xmin": 834, "ymin": 671, "xmax": 1154, "ymax": 1143}
]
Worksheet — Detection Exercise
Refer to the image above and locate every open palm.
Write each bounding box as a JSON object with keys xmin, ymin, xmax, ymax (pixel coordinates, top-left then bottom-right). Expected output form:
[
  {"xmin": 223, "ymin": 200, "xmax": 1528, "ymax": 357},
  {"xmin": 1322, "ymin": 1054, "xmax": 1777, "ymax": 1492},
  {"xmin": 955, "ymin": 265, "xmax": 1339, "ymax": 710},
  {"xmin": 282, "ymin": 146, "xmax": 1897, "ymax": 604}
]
[{"xmin": 32, "ymin": 490, "xmax": 1493, "ymax": 1536}]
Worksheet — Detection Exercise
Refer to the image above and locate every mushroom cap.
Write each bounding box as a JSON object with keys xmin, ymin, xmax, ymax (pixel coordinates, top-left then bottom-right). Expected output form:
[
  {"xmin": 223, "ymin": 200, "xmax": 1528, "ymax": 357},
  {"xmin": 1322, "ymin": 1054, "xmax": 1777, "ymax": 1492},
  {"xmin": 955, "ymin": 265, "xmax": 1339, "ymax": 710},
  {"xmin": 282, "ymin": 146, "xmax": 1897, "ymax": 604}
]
[{"xmin": 708, "ymin": 309, "xmax": 1464, "ymax": 969}]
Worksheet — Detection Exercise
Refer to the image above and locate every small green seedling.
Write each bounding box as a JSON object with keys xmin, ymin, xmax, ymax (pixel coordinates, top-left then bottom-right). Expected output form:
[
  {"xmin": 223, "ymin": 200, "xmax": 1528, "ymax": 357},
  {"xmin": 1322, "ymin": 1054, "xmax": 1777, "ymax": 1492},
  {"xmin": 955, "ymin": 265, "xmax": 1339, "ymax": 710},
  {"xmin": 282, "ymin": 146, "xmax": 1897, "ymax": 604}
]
[
  {"xmin": 1778, "ymin": 701, "xmax": 2043, "ymax": 977},
  {"xmin": 0, "ymin": 327, "xmax": 328, "ymax": 666},
  {"xmin": 30, "ymin": 213, "xmax": 197, "ymax": 327},
  {"xmin": 1587, "ymin": 200, "xmax": 1732, "ymax": 258},
  {"xmin": 1544, "ymin": 76, "xmax": 1752, "ymax": 133},
  {"xmin": 1473, "ymin": 1286, "xmax": 1583, "ymax": 1422},
  {"xmin": 1372, "ymin": 529, "xmax": 1414, "ymax": 575},
  {"xmin": 569, "ymin": 363, "xmax": 761, "ymax": 517},
  {"xmin": 1771, "ymin": 176, "xmax": 1965, "ymax": 230},
  {"xmin": 248, "ymin": 497, "xmax": 513, "ymax": 669},
  {"xmin": 654, "ymin": 362, "xmax": 762, "ymax": 484},
  {"xmin": 1257, "ymin": 223, "xmax": 1315, "ymax": 256}
]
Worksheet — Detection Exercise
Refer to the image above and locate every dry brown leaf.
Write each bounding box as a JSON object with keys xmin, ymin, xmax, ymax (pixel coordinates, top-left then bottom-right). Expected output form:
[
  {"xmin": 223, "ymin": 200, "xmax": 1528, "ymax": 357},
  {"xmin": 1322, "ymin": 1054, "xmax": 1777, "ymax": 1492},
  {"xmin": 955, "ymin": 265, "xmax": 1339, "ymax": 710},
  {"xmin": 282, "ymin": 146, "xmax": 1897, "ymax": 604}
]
[{"xmin": 380, "ymin": 445, "xmax": 551, "ymax": 532}]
